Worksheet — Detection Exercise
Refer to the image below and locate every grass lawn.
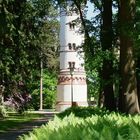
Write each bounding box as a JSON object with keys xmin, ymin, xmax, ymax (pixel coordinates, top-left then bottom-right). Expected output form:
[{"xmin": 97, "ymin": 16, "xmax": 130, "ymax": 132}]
[{"xmin": 0, "ymin": 112, "xmax": 43, "ymax": 133}]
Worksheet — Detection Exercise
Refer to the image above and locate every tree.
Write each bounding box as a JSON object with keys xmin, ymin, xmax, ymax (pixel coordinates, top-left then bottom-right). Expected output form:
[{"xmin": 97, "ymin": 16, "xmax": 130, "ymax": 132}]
[
  {"xmin": 100, "ymin": 0, "xmax": 116, "ymax": 111},
  {"xmin": 73, "ymin": 0, "xmax": 116, "ymax": 110},
  {"xmin": 0, "ymin": 0, "xmax": 59, "ymax": 111},
  {"xmin": 135, "ymin": 0, "xmax": 140, "ymax": 107},
  {"xmin": 119, "ymin": 0, "xmax": 140, "ymax": 114},
  {"xmin": 31, "ymin": 69, "xmax": 57, "ymax": 110}
]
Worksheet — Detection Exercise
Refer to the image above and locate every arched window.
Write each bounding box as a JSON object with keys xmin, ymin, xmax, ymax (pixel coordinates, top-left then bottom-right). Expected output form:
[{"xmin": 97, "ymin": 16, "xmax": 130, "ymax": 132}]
[
  {"xmin": 68, "ymin": 43, "xmax": 72, "ymax": 50},
  {"xmin": 69, "ymin": 23, "xmax": 75, "ymax": 30},
  {"xmin": 73, "ymin": 43, "xmax": 76, "ymax": 50},
  {"xmin": 72, "ymin": 23, "xmax": 75, "ymax": 29},
  {"xmin": 69, "ymin": 23, "xmax": 72, "ymax": 29}
]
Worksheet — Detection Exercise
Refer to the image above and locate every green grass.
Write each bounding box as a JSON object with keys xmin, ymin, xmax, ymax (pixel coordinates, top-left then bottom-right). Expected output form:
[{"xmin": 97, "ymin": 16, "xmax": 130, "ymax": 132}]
[{"xmin": 0, "ymin": 112, "xmax": 42, "ymax": 133}]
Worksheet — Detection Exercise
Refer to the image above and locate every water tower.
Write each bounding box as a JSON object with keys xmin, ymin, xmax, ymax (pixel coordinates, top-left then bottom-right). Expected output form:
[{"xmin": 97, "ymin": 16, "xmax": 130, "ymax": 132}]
[{"xmin": 56, "ymin": 0, "xmax": 88, "ymax": 111}]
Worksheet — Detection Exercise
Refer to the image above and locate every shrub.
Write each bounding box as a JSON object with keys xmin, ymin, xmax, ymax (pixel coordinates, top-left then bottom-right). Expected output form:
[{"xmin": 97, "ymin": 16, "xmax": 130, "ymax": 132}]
[
  {"xmin": 57, "ymin": 106, "xmax": 110, "ymax": 118},
  {"xmin": 5, "ymin": 93, "xmax": 31, "ymax": 114},
  {"xmin": 0, "ymin": 105, "xmax": 8, "ymax": 118},
  {"xmin": 19, "ymin": 112, "xmax": 140, "ymax": 140}
]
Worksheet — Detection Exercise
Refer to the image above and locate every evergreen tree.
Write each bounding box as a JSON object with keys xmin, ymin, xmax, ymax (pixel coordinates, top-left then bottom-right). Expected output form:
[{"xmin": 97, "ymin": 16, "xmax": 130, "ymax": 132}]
[{"xmin": 0, "ymin": 0, "xmax": 59, "ymax": 110}]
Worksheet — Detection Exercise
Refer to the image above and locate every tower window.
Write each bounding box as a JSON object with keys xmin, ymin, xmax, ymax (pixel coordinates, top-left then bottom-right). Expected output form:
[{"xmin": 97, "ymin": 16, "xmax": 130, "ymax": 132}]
[
  {"xmin": 68, "ymin": 43, "xmax": 72, "ymax": 50},
  {"xmin": 69, "ymin": 23, "xmax": 75, "ymax": 30},
  {"xmin": 73, "ymin": 43, "xmax": 76, "ymax": 50}
]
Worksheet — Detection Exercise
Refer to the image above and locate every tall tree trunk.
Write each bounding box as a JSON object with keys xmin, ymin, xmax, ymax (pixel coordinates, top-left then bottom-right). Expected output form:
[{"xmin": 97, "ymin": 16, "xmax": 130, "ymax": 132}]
[
  {"xmin": 101, "ymin": 0, "xmax": 116, "ymax": 111},
  {"xmin": 136, "ymin": 57, "xmax": 140, "ymax": 107},
  {"xmin": 119, "ymin": 0, "xmax": 140, "ymax": 114}
]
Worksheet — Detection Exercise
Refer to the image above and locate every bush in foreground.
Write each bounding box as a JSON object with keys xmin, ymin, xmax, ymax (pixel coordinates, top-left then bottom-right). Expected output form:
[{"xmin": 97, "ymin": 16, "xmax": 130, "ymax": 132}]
[
  {"xmin": 0, "ymin": 105, "xmax": 7, "ymax": 118},
  {"xmin": 57, "ymin": 106, "xmax": 110, "ymax": 118},
  {"xmin": 19, "ymin": 107, "xmax": 140, "ymax": 140}
]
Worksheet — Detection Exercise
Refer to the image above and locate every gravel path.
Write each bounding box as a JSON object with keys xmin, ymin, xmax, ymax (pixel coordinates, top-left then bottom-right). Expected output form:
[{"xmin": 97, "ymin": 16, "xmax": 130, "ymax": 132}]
[{"xmin": 0, "ymin": 112, "xmax": 55, "ymax": 140}]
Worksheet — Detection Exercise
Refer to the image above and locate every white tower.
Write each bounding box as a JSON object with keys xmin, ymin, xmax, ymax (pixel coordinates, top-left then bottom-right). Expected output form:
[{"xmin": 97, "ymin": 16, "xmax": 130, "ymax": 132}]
[{"xmin": 56, "ymin": 0, "xmax": 88, "ymax": 111}]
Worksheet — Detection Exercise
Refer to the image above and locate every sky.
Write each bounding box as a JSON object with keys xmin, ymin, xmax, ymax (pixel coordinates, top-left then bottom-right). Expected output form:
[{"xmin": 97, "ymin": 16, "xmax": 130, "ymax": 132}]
[
  {"xmin": 86, "ymin": 1, "xmax": 94, "ymax": 20},
  {"xmin": 86, "ymin": 1, "xmax": 117, "ymax": 20}
]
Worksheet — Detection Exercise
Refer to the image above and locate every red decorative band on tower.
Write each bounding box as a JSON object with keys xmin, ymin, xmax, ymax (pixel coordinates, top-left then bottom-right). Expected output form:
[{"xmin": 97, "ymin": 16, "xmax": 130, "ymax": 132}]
[{"xmin": 57, "ymin": 76, "xmax": 86, "ymax": 85}]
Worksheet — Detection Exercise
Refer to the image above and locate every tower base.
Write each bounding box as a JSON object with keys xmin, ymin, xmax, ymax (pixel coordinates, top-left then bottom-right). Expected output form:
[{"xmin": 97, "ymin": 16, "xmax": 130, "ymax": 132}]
[
  {"xmin": 56, "ymin": 101, "xmax": 88, "ymax": 112},
  {"xmin": 56, "ymin": 84, "xmax": 88, "ymax": 112}
]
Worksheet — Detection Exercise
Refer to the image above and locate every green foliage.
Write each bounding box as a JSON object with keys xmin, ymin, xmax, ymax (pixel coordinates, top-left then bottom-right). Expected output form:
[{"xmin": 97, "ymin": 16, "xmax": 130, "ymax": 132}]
[
  {"xmin": 19, "ymin": 110, "xmax": 140, "ymax": 140},
  {"xmin": 42, "ymin": 70, "xmax": 57, "ymax": 108},
  {"xmin": 86, "ymin": 68, "xmax": 100, "ymax": 101},
  {"xmin": 4, "ymin": 104, "xmax": 16, "ymax": 112},
  {"xmin": 0, "ymin": 105, "xmax": 7, "ymax": 118},
  {"xmin": 30, "ymin": 69, "xmax": 57, "ymax": 110},
  {"xmin": 0, "ymin": 0, "xmax": 59, "ymax": 111},
  {"xmin": 57, "ymin": 106, "xmax": 110, "ymax": 118}
]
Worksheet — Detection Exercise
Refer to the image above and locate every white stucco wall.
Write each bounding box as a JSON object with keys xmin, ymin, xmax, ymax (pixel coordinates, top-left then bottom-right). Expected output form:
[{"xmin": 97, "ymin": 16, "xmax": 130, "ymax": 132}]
[
  {"xmin": 56, "ymin": 1, "xmax": 88, "ymax": 112},
  {"xmin": 60, "ymin": 15, "xmax": 84, "ymax": 47},
  {"xmin": 57, "ymin": 85, "xmax": 87, "ymax": 101}
]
